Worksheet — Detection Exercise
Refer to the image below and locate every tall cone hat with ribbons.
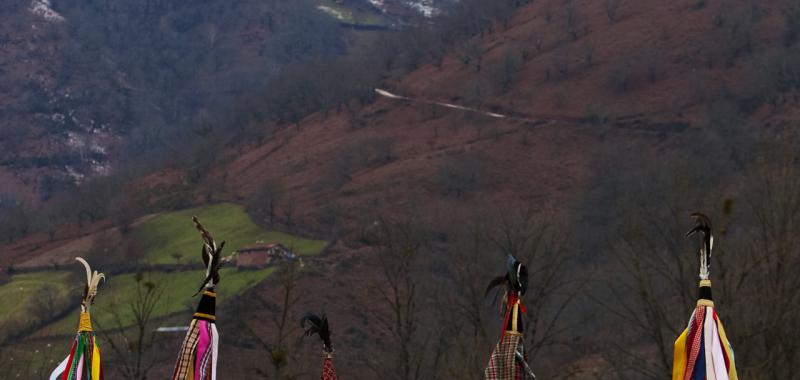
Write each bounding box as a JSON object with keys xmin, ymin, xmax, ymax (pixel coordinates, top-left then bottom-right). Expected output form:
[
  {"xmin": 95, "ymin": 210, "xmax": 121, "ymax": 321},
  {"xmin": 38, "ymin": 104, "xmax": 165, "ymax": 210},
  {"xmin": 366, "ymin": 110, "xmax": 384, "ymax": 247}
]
[
  {"xmin": 171, "ymin": 216, "xmax": 233, "ymax": 380},
  {"xmin": 484, "ymin": 255, "xmax": 536, "ymax": 380},
  {"xmin": 50, "ymin": 257, "xmax": 106, "ymax": 380},
  {"xmin": 301, "ymin": 312, "xmax": 338, "ymax": 380},
  {"xmin": 672, "ymin": 213, "xmax": 738, "ymax": 380}
]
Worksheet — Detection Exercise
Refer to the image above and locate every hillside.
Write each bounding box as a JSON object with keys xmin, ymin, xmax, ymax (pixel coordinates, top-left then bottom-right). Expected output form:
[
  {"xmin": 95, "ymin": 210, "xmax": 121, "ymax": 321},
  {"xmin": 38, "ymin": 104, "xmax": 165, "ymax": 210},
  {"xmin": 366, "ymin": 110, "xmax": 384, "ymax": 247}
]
[
  {"xmin": 0, "ymin": 0, "xmax": 446, "ymax": 201},
  {"xmin": 207, "ymin": 1, "xmax": 800, "ymax": 378},
  {"xmin": 0, "ymin": 203, "xmax": 326, "ymax": 344},
  {"xmin": 2, "ymin": 0, "xmax": 800, "ymax": 379},
  {"xmin": 218, "ymin": 0, "xmax": 800, "ymax": 231}
]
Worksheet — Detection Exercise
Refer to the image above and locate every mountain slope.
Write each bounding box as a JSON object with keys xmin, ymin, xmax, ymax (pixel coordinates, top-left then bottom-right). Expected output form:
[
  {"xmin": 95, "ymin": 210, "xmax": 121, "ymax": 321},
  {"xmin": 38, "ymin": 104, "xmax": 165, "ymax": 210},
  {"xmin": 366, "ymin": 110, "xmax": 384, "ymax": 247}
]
[
  {"xmin": 0, "ymin": 0, "xmax": 350, "ymax": 200},
  {"xmin": 219, "ymin": 0, "xmax": 799, "ymax": 230},
  {"xmin": 3, "ymin": 0, "xmax": 800, "ymax": 378}
]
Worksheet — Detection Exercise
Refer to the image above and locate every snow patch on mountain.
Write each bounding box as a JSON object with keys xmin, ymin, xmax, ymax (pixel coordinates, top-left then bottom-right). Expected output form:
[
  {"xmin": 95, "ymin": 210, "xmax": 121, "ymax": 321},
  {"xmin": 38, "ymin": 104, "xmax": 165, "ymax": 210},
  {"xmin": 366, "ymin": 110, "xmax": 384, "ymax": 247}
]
[
  {"xmin": 65, "ymin": 166, "xmax": 85, "ymax": 183},
  {"xmin": 66, "ymin": 132, "xmax": 85, "ymax": 149},
  {"xmin": 317, "ymin": 5, "xmax": 347, "ymax": 21},
  {"xmin": 29, "ymin": 0, "xmax": 65, "ymax": 23},
  {"xmin": 367, "ymin": 0, "xmax": 386, "ymax": 12},
  {"xmin": 362, "ymin": 0, "xmax": 443, "ymax": 18},
  {"xmin": 90, "ymin": 160, "xmax": 111, "ymax": 175},
  {"xmin": 405, "ymin": 1, "xmax": 439, "ymax": 18}
]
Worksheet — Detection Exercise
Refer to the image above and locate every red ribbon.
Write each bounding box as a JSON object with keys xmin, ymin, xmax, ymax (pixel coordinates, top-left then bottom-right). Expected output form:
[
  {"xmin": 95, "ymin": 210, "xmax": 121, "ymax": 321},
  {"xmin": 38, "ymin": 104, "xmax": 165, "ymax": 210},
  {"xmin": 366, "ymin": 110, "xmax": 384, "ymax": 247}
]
[{"xmin": 500, "ymin": 292, "xmax": 526, "ymax": 339}]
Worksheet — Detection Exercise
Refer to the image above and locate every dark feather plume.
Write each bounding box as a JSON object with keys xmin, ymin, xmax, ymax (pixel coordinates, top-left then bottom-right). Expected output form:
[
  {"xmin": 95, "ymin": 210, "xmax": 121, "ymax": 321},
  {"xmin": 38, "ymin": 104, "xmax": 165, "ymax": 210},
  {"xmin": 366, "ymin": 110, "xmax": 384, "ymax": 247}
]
[
  {"xmin": 484, "ymin": 275, "xmax": 508, "ymax": 298},
  {"xmin": 687, "ymin": 212, "xmax": 713, "ymax": 263},
  {"xmin": 301, "ymin": 312, "xmax": 332, "ymax": 352},
  {"xmin": 686, "ymin": 213, "xmax": 712, "ymax": 238},
  {"xmin": 485, "ymin": 256, "xmax": 529, "ymax": 312}
]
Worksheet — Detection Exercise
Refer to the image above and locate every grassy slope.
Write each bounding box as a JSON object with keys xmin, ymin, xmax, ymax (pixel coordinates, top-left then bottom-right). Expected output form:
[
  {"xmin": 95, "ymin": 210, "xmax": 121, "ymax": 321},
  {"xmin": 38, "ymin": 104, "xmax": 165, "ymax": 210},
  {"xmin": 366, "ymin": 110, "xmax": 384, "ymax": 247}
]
[
  {"xmin": 4, "ymin": 269, "xmax": 274, "ymax": 373},
  {"xmin": 0, "ymin": 272, "xmax": 74, "ymax": 341},
  {"xmin": 135, "ymin": 203, "xmax": 327, "ymax": 264},
  {"xmin": 0, "ymin": 272, "xmax": 70, "ymax": 320},
  {"xmin": 40, "ymin": 267, "xmax": 275, "ymax": 336},
  {"xmin": 10, "ymin": 202, "xmax": 325, "ymax": 337}
]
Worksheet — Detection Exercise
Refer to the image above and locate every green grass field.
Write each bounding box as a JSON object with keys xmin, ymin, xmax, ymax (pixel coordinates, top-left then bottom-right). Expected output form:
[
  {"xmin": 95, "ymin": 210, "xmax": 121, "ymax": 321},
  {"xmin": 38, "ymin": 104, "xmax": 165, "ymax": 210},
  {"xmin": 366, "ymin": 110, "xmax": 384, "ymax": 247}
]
[
  {"xmin": 0, "ymin": 272, "xmax": 75, "ymax": 341},
  {"xmin": 41, "ymin": 267, "xmax": 275, "ymax": 336},
  {"xmin": 0, "ymin": 272, "xmax": 70, "ymax": 320},
  {"xmin": 4, "ymin": 202, "xmax": 325, "ymax": 338},
  {"xmin": 135, "ymin": 203, "xmax": 327, "ymax": 264},
  {"xmin": 5, "ymin": 268, "xmax": 274, "ymax": 375}
]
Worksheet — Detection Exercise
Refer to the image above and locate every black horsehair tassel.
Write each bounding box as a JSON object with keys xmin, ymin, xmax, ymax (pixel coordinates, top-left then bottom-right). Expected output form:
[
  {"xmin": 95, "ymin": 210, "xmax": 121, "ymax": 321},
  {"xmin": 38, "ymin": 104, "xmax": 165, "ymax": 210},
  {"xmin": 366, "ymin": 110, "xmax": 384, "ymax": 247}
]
[{"xmin": 301, "ymin": 312, "xmax": 333, "ymax": 353}]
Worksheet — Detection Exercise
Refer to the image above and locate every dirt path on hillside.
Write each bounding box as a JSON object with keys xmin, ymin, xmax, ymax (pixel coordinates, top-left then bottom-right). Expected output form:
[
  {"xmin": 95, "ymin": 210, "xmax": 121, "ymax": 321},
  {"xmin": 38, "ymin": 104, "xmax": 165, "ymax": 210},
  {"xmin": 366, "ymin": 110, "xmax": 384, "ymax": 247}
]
[{"xmin": 374, "ymin": 88, "xmax": 690, "ymax": 134}]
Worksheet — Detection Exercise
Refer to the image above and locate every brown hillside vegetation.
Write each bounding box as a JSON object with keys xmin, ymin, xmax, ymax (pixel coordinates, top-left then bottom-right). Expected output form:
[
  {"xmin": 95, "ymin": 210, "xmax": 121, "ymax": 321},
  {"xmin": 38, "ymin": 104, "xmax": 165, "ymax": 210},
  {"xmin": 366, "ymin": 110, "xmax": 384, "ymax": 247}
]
[
  {"xmin": 181, "ymin": 1, "xmax": 799, "ymax": 379},
  {"xmin": 221, "ymin": 0, "xmax": 797, "ymax": 229},
  {"xmin": 2, "ymin": 0, "xmax": 800, "ymax": 379}
]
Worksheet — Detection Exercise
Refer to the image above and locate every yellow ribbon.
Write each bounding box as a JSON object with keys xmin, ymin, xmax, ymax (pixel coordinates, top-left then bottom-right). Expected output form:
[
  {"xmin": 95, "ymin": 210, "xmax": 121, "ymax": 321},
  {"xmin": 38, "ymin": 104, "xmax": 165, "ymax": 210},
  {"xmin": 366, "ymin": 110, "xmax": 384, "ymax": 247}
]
[
  {"xmin": 672, "ymin": 328, "xmax": 688, "ymax": 380},
  {"xmin": 78, "ymin": 312, "xmax": 93, "ymax": 332},
  {"xmin": 92, "ymin": 342, "xmax": 101, "ymax": 378},
  {"xmin": 716, "ymin": 316, "xmax": 739, "ymax": 380},
  {"xmin": 697, "ymin": 299, "xmax": 715, "ymax": 307},
  {"xmin": 193, "ymin": 312, "xmax": 216, "ymax": 321},
  {"xmin": 510, "ymin": 299, "xmax": 520, "ymax": 333}
]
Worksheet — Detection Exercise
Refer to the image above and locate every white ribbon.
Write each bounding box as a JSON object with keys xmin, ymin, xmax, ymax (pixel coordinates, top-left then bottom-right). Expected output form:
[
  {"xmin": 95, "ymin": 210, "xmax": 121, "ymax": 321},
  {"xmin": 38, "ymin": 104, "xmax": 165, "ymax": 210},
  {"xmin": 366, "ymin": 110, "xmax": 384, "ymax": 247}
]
[{"xmin": 49, "ymin": 355, "xmax": 69, "ymax": 380}]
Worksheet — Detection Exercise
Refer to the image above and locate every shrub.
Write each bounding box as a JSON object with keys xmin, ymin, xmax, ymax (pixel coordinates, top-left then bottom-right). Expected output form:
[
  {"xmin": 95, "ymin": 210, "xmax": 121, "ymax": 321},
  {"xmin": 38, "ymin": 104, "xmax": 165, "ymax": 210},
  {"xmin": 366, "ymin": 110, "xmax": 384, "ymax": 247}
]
[
  {"xmin": 493, "ymin": 51, "xmax": 523, "ymax": 93},
  {"xmin": 437, "ymin": 154, "xmax": 483, "ymax": 197},
  {"xmin": 784, "ymin": 5, "xmax": 800, "ymax": 47},
  {"xmin": 606, "ymin": 0, "xmax": 620, "ymax": 23}
]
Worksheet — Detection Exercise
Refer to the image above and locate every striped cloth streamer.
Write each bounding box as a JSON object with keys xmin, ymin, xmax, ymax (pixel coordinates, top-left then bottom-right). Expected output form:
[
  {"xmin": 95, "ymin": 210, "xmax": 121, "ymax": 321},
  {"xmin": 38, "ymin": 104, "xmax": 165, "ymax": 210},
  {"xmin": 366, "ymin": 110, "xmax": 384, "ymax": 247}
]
[
  {"xmin": 172, "ymin": 290, "xmax": 219, "ymax": 380},
  {"xmin": 50, "ymin": 312, "xmax": 104, "ymax": 380},
  {"xmin": 672, "ymin": 282, "xmax": 738, "ymax": 380}
]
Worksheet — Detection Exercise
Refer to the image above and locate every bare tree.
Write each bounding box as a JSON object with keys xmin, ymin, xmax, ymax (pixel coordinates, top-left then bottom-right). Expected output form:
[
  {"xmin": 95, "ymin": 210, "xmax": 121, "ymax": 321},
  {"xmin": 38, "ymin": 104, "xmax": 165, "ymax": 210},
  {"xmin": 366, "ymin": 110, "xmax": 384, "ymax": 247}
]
[
  {"xmin": 101, "ymin": 272, "xmax": 167, "ymax": 380},
  {"xmin": 0, "ymin": 196, "xmax": 33, "ymax": 243},
  {"xmin": 247, "ymin": 179, "xmax": 285, "ymax": 226},
  {"xmin": 366, "ymin": 216, "xmax": 429, "ymax": 380},
  {"xmin": 282, "ymin": 197, "xmax": 297, "ymax": 233},
  {"xmin": 606, "ymin": 0, "xmax": 621, "ymax": 23},
  {"xmin": 564, "ymin": 1, "xmax": 583, "ymax": 41},
  {"xmin": 725, "ymin": 144, "xmax": 800, "ymax": 379},
  {"xmin": 245, "ymin": 260, "xmax": 303, "ymax": 379},
  {"xmin": 590, "ymin": 156, "xmax": 722, "ymax": 378},
  {"xmin": 436, "ymin": 154, "xmax": 483, "ymax": 197},
  {"xmin": 435, "ymin": 212, "xmax": 495, "ymax": 378},
  {"xmin": 456, "ymin": 41, "xmax": 484, "ymax": 72},
  {"xmin": 109, "ymin": 192, "xmax": 141, "ymax": 235},
  {"xmin": 489, "ymin": 205, "xmax": 585, "ymax": 371},
  {"xmin": 493, "ymin": 50, "xmax": 523, "ymax": 94},
  {"xmin": 591, "ymin": 137, "xmax": 800, "ymax": 379}
]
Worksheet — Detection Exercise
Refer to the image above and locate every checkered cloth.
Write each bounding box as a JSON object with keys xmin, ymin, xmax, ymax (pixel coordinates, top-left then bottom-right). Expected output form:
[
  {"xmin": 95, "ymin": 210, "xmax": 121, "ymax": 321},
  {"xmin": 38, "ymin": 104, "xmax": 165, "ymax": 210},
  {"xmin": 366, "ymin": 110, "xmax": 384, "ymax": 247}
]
[
  {"xmin": 172, "ymin": 319, "xmax": 201, "ymax": 380},
  {"xmin": 683, "ymin": 306, "xmax": 706, "ymax": 380},
  {"xmin": 484, "ymin": 333, "xmax": 524, "ymax": 380},
  {"xmin": 322, "ymin": 356, "xmax": 338, "ymax": 380},
  {"xmin": 171, "ymin": 318, "xmax": 217, "ymax": 380}
]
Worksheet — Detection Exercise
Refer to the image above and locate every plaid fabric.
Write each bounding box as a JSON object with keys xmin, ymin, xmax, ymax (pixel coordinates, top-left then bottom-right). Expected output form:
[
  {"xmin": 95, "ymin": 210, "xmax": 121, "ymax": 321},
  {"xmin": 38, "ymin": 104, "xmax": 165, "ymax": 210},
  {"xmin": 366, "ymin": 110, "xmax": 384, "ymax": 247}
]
[
  {"xmin": 684, "ymin": 306, "xmax": 706, "ymax": 380},
  {"xmin": 172, "ymin": 319, "xmax": 201, "ymax": 380},
  {"xmin": 485, "ymin": 334, "xmax": 524, "ymax": 380},
  {"xmin": 322, "ymin": 356, "xmax": 338, "ymax": 380}
]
